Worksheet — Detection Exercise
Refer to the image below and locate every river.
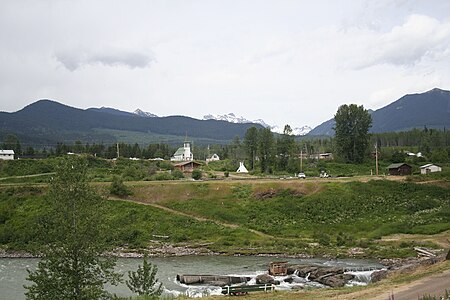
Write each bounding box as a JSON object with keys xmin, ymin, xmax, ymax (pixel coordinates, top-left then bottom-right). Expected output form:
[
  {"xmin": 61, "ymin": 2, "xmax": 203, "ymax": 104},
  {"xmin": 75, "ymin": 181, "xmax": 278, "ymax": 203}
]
[{"xmin": 0, "ymin": 256, "xmax": 384, "ymax": 299}]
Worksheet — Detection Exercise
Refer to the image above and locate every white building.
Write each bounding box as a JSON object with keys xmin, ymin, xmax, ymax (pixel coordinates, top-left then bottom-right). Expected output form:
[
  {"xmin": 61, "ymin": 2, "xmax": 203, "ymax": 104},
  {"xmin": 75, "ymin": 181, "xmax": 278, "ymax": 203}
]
[
  {"xmin": 0, "ymin": 150, "xmax": 14, "ymax": 160},
  {"xmin": 206, "ymin": 153, "xmax": 220, "ymax": 162},
  {"xmin": 420, "ymin": 164, "xmax": 442, "ymax": 174},
  {"xmin": 236, "ymin": 162, "xmax": 248, "ymax": 173},
  {"xmin": 170, "ymin": 142, "xmax": 194, "ymax": 162}
]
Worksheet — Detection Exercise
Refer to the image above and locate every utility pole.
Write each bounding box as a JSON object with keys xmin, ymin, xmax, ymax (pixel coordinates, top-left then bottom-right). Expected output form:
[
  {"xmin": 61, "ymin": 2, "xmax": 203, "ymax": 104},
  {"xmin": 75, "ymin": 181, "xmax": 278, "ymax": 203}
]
[
  {"xmin": 375, "ymin": 142, "xmax": 379, "ymax": 176},
  {"xmin": 300, "ymin": 148, "xmax": 303, "ymax": 172},
  {"xmin": 116, "ymin": 143, "xmax": 119, "ymax": 159}
]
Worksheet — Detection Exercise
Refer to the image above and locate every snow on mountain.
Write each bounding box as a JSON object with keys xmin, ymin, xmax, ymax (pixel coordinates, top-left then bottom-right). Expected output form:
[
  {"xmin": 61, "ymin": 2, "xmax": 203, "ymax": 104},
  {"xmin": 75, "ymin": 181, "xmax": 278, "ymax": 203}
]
[
  {"xmin": 133, "ymin": 109, "xmax": 158, "ymax": 118},
  {"xmin": 203, "ymin": 113, "xmax": 311, "ymax": 135}
]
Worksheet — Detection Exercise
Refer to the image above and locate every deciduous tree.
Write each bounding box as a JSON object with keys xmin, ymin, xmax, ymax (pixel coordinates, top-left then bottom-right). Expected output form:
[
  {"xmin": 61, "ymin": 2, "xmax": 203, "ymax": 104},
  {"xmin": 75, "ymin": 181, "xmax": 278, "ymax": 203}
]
[
  {"xmin": 334, "ymin": 104, "xmax": 372, "ymax": 163},
  {"xmin": 25, "ymin": 157, "xmax": 121, "ymax": 300}
]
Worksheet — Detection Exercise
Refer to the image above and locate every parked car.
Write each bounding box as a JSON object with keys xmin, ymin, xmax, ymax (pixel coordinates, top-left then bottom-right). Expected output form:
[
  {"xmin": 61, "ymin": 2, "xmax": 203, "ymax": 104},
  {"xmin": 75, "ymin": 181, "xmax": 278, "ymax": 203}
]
[{"xmin": 298, "ymin": 173, "xmax": 306, "ymax": 179}]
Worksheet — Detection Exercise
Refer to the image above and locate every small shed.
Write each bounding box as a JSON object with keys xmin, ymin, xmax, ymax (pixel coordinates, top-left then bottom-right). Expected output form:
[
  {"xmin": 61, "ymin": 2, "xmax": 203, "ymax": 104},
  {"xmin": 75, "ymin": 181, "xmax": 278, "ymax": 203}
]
[
  {"xmin": 387, "ymin": 163, "xmax": 412, "ymax": 176},
  {"xmin": 269, "ymin": 261, "xmax": 288, "ymax": 276},
  {"xmin": 173, "ymin": 161, "xmax": 201, "ymax": 172},
  {"xmin": 420, "ymin": 164, "xmax": 442, "ymax": 174},
  {"xmin": 0, "ymin": 150, "xmax": 14, "ymax": 160}
]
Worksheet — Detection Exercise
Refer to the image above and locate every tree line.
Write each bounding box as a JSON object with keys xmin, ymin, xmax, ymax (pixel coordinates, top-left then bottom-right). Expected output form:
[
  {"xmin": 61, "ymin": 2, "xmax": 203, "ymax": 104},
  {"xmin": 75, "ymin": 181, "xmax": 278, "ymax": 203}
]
[{"xmin": 2, "ymin": 104, "xmax": 449, "ymax": 172}]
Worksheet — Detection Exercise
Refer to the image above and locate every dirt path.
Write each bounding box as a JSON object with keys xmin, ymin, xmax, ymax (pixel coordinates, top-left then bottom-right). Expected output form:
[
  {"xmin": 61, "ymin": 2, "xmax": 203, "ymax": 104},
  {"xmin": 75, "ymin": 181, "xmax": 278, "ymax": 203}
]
[
  {"xmin": 109, "ymin": 196, "xmax": 274, "ymax": 238},
  {"xmin": 367, "ymin": 268, "xmax": 450, "ymax": 300},
  {"xmin": 381, "ymin": 231, "xmax": 450, "ymax": 249}
]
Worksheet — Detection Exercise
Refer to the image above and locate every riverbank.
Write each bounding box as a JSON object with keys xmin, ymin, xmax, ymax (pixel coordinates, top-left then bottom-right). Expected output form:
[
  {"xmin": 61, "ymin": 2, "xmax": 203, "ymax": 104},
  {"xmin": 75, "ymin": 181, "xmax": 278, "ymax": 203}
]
[{"xmin": 192, "ymin": 257, "xmax": 450, "ymax": 300}]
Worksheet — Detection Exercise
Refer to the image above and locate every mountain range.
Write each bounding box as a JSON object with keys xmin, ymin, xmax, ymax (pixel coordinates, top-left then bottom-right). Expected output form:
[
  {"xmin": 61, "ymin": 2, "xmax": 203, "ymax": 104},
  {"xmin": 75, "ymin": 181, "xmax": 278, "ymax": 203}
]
[
  {"xmin": 308, "ymin": 88, "xmax": 450, "ymax": 136},
  {"xmin": 0, "ymin": 88, "xmax": 448, "ymax": 146},
  {"xmin": 203, "ymin": 113, "xmax": 312, "ymax": 135},
  {"xmin": 0, "ymin": 101, "xmax": 264, "ymax": 146}
]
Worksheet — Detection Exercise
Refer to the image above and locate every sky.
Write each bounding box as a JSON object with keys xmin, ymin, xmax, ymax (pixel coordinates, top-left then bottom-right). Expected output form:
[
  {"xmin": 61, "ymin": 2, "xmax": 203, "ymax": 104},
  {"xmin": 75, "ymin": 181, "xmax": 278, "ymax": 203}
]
[{"xmin": 1, "ymin": 0, "xmax": 450, "ymax": 129}]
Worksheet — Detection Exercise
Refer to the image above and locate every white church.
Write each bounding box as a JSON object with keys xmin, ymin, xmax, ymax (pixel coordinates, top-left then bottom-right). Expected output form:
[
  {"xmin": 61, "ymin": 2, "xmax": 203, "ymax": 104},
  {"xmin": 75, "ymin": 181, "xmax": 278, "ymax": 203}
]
[{"xmin": 170, "ymin": 142, "xmax": 194, "ymax": 162}]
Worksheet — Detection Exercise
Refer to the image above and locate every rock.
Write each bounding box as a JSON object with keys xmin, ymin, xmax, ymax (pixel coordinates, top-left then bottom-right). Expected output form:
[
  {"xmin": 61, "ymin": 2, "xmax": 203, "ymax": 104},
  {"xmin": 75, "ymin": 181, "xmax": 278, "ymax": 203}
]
[
  {"xmin": 256, "ymin": 274, "xmax": 276, "ymax": 284},
  {"xmin": 207, "ymin": 280, "xmax": 228, "ymax": 286},
  {"xmin": 371, "ymin": 270, "xmax": 388, "ymax": 283},
  {"xmin": 312, "ymin": 267, "xmax": 344, "ymax": 279},
  {"xmin": 287, "ymin": 265, "xmax": 344, "ymax": 280},
  {"xmin": 317, "ymin": 274, "xmax": 355, "ymax": 288}
]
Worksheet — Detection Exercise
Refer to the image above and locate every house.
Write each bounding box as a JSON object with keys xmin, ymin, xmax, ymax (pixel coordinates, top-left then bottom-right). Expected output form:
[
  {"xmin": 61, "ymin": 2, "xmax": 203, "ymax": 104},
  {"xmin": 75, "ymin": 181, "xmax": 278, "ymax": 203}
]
[
  {"xmin": 420, "ymin": 164, "xmax": 442, "ymax": 174},
  {"xmin": 170, "ymin": 142, "xmax": 193, "ymax": 162},
  {"xmin": 173, "ymin": 161, "xmax": 201, "ymax": 172},
  {"xmin": 319, "ymin": 153, "xmax": 333, "ymax": 160},
  {"xmin": 236, "ymin": 162, "xmax": 248, "ymax": 173},
  {"xmin": 0, "ymin": 150, "xmax": 14, "ymax": 160},
  {"xmin": 206, "ymin": 153, "xmax": 220, "ymax": 163},
  {"xmin": 387, "ymin": 163, "xmax": 412, "ymax": 176}
]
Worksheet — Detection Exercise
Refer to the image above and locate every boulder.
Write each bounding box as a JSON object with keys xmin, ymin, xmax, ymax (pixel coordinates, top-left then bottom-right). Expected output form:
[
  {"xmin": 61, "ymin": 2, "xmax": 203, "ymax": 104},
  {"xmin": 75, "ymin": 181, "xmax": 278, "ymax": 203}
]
[
  {"xmin": 287, "ymin": 265, "xmax": 344, "ymax": 280},
  {"xmin": 256, "ymin": 274, "xmax": 277, "ymax": 285},
  {"xmin": 312, "ymin": 267, "xmax": 344, "ymax": 279},
  {"xmin": 371, "ymin": 270, "xmax": 388, "ymax": 283},
  {"xmin": 317, "ymin": 274, "xmax": 355, "ymax": 288}
]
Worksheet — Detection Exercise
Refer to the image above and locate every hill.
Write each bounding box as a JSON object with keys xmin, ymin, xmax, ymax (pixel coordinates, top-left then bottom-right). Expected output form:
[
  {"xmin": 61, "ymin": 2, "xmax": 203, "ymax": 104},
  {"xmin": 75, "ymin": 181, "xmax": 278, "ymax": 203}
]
[
  {"xmin": 308, "ymin": 88, "xmax": 450, "ymax": 136},
  {"xmin": 0, "ymin": 100, "xmax": 263, "ymax": 145}
]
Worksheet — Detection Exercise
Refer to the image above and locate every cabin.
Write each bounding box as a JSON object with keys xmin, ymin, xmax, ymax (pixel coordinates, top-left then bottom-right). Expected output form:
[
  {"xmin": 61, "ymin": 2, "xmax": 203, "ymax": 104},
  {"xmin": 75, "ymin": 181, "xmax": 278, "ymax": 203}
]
[
  {"xmin": 420, "ymin": 164, "xmax": 442, "ymax": 174},
  {"xmin": 206, "ymin": 153, "xmax": 220, "ymax": 163},
  {"xmin": 387, "ymin": 163, "xmax": 412, "ymax": 176},
  {"xmin": 173, "ymin": 161, "xmax": 201, "ymax": 172},
  {"xmin": 0, "ymin": 150, "xmax": 14, "ymax": 160},
  {"xmin": 170, "ymin": 142, "xmax": 194, "ymax": 162}
]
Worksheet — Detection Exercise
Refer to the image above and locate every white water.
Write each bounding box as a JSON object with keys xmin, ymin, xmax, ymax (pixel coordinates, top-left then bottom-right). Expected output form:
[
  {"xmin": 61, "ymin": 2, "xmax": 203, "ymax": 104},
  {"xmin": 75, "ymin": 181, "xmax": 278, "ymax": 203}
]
[{"xmin": 0, "ymin": 256, "xmax": 384, "ymax": 299}]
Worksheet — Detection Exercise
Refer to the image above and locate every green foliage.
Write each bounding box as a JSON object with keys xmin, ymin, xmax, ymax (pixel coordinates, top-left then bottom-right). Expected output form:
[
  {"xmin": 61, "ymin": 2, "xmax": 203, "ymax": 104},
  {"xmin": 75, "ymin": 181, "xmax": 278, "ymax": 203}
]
[
  {"xmin": 171, "ymin": 169, "xmax": 184, "ymax": 179},
  {"xmin": 244, "ymin": 127, "xmax": 259, "ymax": 170},
  {"xmin": 24, "ymin": 157, "xmax": 121, "ymax": 300},
  {"xmin": 334, "ymin": 104, "xmax": 372, "ymax": 163},
  {"xmin": 110, "ymin": 176, "xmax": 132, "ymax": 196},
  {"xmin": 2, "ymin": 134, "xmax": 21, "ymax": 155},
  {"xmin": 126, "ymin": 254, "xmax": 163, "ymax": 298},
  {"xmin": 258, "ymin": 128, "xmax": 275, "ymax": 173},
  {"xmin": 231, "ymin": 184, "xmax": 252, "ymax": 199},
  {"xmin": 191, "ymin": 169, "xmax": 202, "ymax": 180}
]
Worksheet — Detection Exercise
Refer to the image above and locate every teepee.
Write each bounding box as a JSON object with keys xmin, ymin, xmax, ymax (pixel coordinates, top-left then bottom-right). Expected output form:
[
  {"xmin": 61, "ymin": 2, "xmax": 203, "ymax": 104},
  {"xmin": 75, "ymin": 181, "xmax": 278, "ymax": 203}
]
[{"xmin": 236, "ymin": 162, "xmax": 248, "ymax": 173}]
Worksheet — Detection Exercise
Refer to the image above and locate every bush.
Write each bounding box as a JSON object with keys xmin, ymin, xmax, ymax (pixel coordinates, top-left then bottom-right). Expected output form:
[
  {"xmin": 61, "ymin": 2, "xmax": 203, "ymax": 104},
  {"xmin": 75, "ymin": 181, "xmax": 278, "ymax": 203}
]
[
  {"xmin": 192, "ymin": 169, "xmax": 202, "ymax": 180},
  {"xmin": 171, "ymin": 170, "xmax": 184, "ymax": 179},
  {"xmin": 110, "ymin": 176, "xmax": 131, "ymax": 196}
]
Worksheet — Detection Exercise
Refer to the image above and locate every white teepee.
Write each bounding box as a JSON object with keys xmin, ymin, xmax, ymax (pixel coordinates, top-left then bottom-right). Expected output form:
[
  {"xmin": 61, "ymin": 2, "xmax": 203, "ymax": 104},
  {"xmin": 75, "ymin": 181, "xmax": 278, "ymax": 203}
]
[{"xmin": 236, "ymin": 162, "xmax": 248, "ymax": 173}]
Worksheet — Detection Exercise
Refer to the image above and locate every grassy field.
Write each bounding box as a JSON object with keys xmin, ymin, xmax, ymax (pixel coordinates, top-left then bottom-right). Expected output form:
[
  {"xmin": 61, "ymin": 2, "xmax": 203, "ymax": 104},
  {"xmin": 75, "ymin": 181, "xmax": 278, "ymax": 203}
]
[{"xmin": 1, "ymin": 174, "xmax": 448, "ymax": 258}]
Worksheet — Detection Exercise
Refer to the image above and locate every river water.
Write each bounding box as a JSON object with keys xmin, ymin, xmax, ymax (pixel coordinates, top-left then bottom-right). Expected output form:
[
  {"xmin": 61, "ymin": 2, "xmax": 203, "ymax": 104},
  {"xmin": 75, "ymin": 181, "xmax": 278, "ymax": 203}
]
[{"xmin": 0, "ymin": 256, "xmax": 384, "ymax": 299}]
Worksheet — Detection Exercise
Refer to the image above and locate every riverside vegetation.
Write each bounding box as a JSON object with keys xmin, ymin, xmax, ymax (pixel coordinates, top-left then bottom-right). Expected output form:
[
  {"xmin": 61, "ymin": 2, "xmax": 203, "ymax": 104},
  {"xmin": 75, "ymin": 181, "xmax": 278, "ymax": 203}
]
[{"xmin": 0, "ymin": 157, "xmax": 448, "ymax": 259}]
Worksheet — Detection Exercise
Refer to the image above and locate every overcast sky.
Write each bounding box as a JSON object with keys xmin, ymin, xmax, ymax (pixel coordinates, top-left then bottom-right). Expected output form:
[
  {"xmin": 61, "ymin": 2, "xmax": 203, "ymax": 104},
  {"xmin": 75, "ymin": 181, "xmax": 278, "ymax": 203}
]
[{"xmin": 1, "ymin": 0, "xmax": 450, "ymax": 128}]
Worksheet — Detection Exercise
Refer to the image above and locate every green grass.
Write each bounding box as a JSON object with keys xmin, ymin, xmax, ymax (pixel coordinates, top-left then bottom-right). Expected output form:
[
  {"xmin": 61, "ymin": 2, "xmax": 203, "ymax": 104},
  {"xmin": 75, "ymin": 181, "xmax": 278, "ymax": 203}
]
[{"xmin": 0, "ymin": 175, "xmax": 448, "ymax": 258}]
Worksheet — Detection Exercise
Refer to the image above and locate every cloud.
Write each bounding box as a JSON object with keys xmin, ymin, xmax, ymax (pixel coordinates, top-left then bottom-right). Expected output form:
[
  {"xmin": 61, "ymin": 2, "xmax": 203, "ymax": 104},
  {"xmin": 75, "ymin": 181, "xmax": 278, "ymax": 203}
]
[
  {"xmin": 55, "ymin": 48, "xmax": 155, "ymax": 71},
  {"xmin": 353, "ymin": 14, "xmax": 450, "ymax": 69}
]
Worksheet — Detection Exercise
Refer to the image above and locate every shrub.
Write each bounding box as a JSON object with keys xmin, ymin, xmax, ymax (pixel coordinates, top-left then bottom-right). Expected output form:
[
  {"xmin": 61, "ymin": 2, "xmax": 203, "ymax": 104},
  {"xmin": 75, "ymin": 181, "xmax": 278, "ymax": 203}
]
[
  {"xmin": 110, "ymin": 176, "xmax": 131, "ymax": 196},
  {"xmin": 192, "ymin": 169, "xmax": 202, "ymax": 180},
  {"xmin": 172, "ymin": 169, "xmax": 184, "ymax": 179},
  {"xmin": 126, "ymin": 254, "xmax": 163, "ymax": 298}
]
